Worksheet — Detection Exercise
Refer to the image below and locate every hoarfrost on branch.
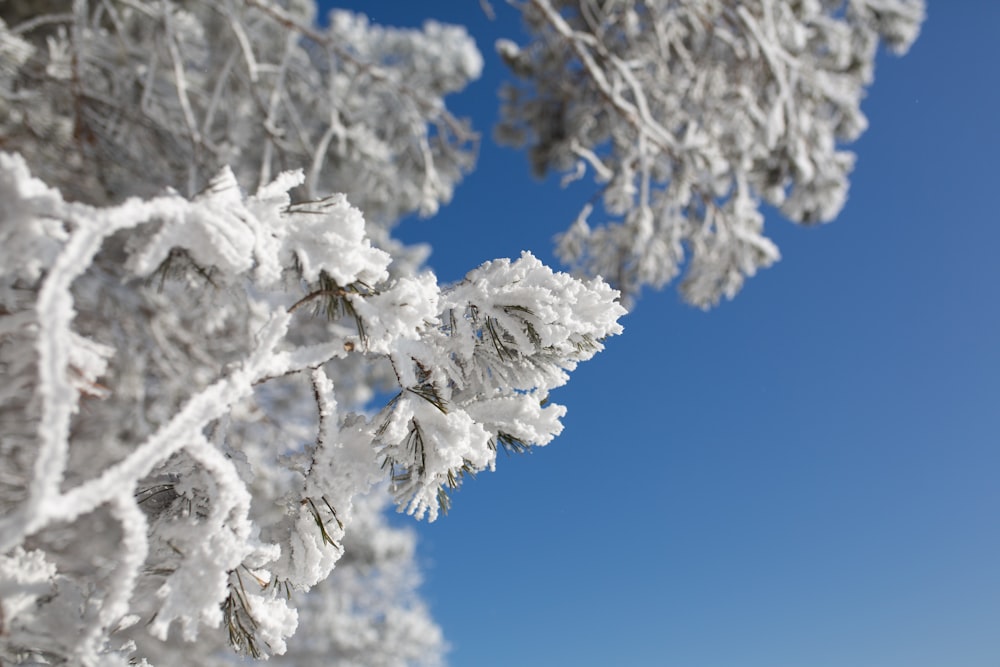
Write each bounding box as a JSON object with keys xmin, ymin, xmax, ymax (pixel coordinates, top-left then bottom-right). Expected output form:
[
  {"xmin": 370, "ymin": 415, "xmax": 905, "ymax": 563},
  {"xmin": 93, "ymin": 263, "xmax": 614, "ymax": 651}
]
[
  {"xmin": 0, "ymin": 0, "xmax": 922, "ymax": 664},
  {"xmin": 497, "ymin": 0, "xmax": 925, "ymax": 306},
  {"xmin": 0, "ymin": 151, "xmax": 623, "ymax": 664}
]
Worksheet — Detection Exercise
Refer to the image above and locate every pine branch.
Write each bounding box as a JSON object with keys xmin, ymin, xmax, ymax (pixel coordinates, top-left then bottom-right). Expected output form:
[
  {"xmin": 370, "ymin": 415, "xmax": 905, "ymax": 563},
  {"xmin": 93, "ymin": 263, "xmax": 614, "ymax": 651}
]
[
  {"xmin": 223, "ymin": 570, "xmax": 262, "ymax": 659},
  {"xmin": 438, "ymin": 459, "xmax": 477, "ymax": 516},
  {"xmin": 302, "ymin": 497, "xmax": 342, "ymax": 550},
  {"xmin": 406, "ymin": 359, "xmax": 448, "ymax": 413},
  {"xmin": 149, "ymin": 247, "xmax": 218, "ymax": 291},
  {"xmin": 490, "ymin": 431, "xmax": 533, "ymax": 456},
  {"xmin": 288, "ymin": 270, "xmax": 374, "ymax": 349},
  {"xmin": 502, "ymin": 304, "xmax": 542, "ymax": 346}
]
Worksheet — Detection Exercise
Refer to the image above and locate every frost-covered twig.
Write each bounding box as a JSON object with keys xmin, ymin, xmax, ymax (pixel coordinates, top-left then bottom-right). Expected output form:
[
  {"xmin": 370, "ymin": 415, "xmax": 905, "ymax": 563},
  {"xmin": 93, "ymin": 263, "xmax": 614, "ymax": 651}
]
[
  {"xmin": 0, "ymin": 153, "xmax": 624, "ymax": 664},
  {"xmin": 499, "ymin": 0, "xmax": 925, "ymax": 307}
]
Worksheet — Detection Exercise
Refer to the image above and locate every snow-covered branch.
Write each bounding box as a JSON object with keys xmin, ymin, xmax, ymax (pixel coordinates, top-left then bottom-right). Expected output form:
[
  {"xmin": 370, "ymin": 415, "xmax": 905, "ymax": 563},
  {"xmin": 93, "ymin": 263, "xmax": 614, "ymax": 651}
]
[
  {"xmin": 0, "ymin": 153, "xmax": 623, "ymax": 663},
  {"xmin": 498, "ymin": 0, "xmax": 925, "ymax": 307},
  {"xmin": 0, "ymin": 0, "xmax": 923, "ymax": 663}
]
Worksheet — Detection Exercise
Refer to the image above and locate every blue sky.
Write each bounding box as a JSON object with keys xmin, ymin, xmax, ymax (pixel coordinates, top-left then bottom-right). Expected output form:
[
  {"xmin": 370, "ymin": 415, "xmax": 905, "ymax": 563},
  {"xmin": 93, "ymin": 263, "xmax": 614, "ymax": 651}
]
[{"xmin": 326, "ymin": 3, "xmax": 999, "ymax": 666}]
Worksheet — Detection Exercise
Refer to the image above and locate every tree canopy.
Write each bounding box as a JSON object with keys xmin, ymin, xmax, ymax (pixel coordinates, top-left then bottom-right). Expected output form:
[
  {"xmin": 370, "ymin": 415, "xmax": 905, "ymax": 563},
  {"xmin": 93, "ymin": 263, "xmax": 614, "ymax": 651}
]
[{"xmin": 0, "ymin": 1, "xmax": 923, "ymax": 664}]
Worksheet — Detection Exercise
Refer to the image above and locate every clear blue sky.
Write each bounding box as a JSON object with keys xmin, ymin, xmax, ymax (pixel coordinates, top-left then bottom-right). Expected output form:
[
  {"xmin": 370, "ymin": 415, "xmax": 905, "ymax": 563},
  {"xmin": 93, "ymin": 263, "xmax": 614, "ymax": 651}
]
[{"xmin": 326, "ymin": 3, "xmax": 999, "ymax": 666}]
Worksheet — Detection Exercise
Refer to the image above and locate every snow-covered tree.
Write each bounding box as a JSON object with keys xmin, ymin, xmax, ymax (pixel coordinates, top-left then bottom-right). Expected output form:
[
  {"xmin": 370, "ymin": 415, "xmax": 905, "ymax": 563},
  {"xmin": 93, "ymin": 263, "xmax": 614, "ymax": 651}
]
[
  {"xmin": 0, "ymin": 0, "xmax": 922, "ymax": 665},
  {"xmin": 498, "ymin": 0, "xmax": 925, "ymax": 307}
]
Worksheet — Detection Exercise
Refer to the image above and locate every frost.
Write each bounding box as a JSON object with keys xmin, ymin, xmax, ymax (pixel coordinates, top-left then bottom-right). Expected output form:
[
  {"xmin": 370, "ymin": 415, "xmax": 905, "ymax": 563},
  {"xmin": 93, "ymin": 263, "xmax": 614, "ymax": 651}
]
[
  {"xmin": 0, "ymin": 547, "xmax": 56, "ymax": 624},
  {"xmin": 0, "ymin": 0, "xmax": 919, "ymax": 663},
  {"xmin": 261, "ymin": 191, "xmax": 391, "ymax": 287},
  {"xmin": 499, "ymin": 0, "xmax": 926, "ymax": 307},
  {"xmin": 0, "ymin": 152, "xmax": 68, "ymax": 294},
  {"xmin": 373, "ymin": 252, "xmax": 626, "ymax": 522},
  {"xmin": 0, "ymin": 153, "xmax": 624, "ymax": 663},
  {"xmin": 125, "ymin": 171, "xmax": 254, "ymax": 279}
]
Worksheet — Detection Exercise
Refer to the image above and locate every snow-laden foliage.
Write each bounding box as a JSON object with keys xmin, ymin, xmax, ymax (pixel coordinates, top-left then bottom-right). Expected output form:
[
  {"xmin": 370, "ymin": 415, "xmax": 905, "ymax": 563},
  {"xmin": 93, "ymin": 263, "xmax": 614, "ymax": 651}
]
[
  {"xmin": 0, "ymin": 0, "xmax": 922, "ymax": 664},
  {"xmin": 497, "ymin": 0, "xmax": 925, "ymax": 307},
  {"xmin": 0, "ymin": 3, "xmax": 496, "ymax": 662},
  {"xmin": 0, "ymin": 0, "xmax": 480, "ymax": 227},
  {"xmin": 0, "ymin": 153, "xmax": 624, "ymax": 664}
]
